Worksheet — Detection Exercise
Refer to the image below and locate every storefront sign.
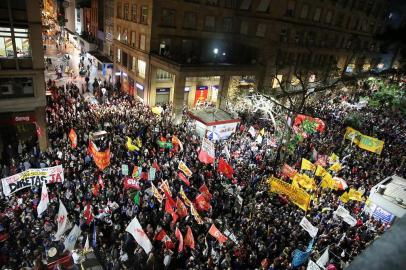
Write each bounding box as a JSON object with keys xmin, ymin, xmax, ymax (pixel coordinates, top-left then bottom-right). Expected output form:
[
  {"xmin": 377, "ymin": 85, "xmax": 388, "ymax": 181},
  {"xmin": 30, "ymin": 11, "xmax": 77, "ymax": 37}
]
[
  {"xmin": 136, "ymin": 83, "xmax": 144, "ymax": 90},
  {"xmin": 156, "ymin": 88, "xmax": 170, "ymax": 93},
  {"xmin": 371, "ymin": 204, "xmax": 395, "ymax": 224},
  {"xmin": 2, "ymin": 165, "xmax": 64, "ymax": 196}
]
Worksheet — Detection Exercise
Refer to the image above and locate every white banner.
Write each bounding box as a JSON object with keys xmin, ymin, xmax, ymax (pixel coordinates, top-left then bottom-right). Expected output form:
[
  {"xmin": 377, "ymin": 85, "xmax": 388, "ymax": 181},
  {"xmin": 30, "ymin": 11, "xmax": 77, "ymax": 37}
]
[
  {"xmin": 1, "ymin": 165, "xmax": 64, "ymax": 196},
  {"xmin": 300, "ymin": 216, "xmax": 318, "ymax": 238},
  {"xmin": 333, "ymin": 205, "xmax": 356, "ymax": 227},
  {"xmin": 37, "ymin": 182, "xmax": 49, "ymax": 216}
]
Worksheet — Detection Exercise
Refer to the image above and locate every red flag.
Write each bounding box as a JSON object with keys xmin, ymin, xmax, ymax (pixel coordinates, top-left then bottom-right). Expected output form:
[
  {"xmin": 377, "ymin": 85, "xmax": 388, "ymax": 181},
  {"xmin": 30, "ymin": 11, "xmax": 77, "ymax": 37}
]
[
  {"xmin": 152, "ymin": 161, "xmax": 160, "ymax": 171},
  {"xmin": 208, "ymin": 224, "xmax": 228, "ymax": 244},
  {"xmin": 83, "ymin": 203, "xmax": 94, "ymax": 225},
  {"xmin": 195, "ymin": 194, "xmax": 212, "ymax": 212},
  {"xmin": 178, "ymin": 172, "xmax": 190, "ymax": 186},
  {"xmin": 92, "ymin": 183, "xmax": 99, "ymax": 197},
  {"xmin": 184, "ymin": 226, "xmax": 195, "ymax": 250},
  {"xmin": 170, "ymin": 212, "xmax": 179, "ymax": 227},
  {"xmin": 164, "ymin": 190, "xmax": 176, "ymax": 207},
  {"xmin": 69, "ymin": 129, "xmax": 77, "ymax": 148},
  {"xmin": 165, "ymin": 199, "xmax": 175, "ymax": 214},
  {"xmin": 98, "ymin": 175, "xmax": 105, "ymax": 189},
  {"xmin": 154, "ymin": 230, "xmax": 175, "ymax": 250},
  {"xmin": 175, "ymin": 227, "xmax": 184, "ymax": 253},
  {"xmin": 176, "ymin": 197, "xmax": 188, "ymax": 218},
  {"xmin": 199, "ymin": 183, "xmax": 212, "ymax": 201},
  {"xmin": 217, "ymin": 158, "xmax": 234, "ymax": 179}
]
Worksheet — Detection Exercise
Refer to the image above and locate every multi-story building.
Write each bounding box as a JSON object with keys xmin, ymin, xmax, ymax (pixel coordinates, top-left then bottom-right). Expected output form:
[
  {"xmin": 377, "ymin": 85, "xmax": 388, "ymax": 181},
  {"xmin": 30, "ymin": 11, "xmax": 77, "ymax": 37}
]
[
  {"xmin": 112, "ymin": 0, "xmax": 390, "ymax": 118},
  {"xmin": 0, "ymin": 0, "xmax": 47, "ymax": 152},
  {"xmin": 104, "ymin": 0, "xmax": 115, "ymax": 58}
]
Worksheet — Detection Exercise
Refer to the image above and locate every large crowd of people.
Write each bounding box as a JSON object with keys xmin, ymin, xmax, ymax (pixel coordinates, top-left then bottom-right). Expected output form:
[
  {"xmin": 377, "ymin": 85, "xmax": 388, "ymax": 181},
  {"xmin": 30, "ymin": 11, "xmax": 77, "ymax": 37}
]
[{"xmin": 0, "ymin": 74, "xmax": 405, "ymax": 270}]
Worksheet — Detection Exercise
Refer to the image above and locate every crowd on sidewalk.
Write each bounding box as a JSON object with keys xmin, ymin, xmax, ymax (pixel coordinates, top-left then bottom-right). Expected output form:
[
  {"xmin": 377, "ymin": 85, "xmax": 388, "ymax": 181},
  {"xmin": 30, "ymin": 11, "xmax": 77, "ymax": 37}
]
[{"xmin": 0, "ymin": 75, "xmax": 405, "ymax": 270}]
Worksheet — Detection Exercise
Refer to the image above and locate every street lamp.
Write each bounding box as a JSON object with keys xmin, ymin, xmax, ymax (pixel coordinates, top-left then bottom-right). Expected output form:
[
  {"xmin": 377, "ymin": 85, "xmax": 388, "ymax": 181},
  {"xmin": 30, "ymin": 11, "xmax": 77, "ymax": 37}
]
[{"xmin": 213, "ymin": 48, "xmax": 219, "ymax": 54}]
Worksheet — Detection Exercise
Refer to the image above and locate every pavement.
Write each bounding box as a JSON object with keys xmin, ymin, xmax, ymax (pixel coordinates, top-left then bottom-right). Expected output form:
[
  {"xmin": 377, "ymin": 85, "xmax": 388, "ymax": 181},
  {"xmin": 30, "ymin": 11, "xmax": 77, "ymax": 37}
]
[{"xmin": 43, "ymin": 38, "xmax": 105, "ymax": 92}]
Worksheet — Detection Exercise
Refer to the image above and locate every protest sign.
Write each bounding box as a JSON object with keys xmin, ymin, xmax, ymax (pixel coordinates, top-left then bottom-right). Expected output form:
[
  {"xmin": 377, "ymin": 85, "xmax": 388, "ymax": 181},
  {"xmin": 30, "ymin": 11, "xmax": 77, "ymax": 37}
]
[
  {"xmin": 178, "ymin": 161, "xmax": 192, "ymax": 177},
  {"xmin": 300, "ymin": 217, "xmax": 318, "ymax": 238},
  {"xmin": 268, "ymin": 177, "xmax": 310, "ymax": 211},
  {"xmin": 344, "ymin": 127, "xmax": 384, "ymax": 154},
  {"xmin": 2, "ymin": 165, "xmax": 64, "ymax": 196},
  {"xmin": 333, "ymin": 205, "xmax": 356, "ymax": 226},
  {"xmin": 121, "ymin": 164, "xmax": 129, "ymax": 176}
]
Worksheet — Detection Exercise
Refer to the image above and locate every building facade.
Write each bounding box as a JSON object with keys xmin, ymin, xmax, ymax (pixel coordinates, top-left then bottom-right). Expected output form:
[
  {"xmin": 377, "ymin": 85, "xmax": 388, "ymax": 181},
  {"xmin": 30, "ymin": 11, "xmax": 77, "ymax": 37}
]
[
  {"xmin": 0, "ymin": 0, "xmax": 47, "ymax": 152},
  {"xmin": 112, "ymin": 0, "xmax": 390, "ymax": 118}
]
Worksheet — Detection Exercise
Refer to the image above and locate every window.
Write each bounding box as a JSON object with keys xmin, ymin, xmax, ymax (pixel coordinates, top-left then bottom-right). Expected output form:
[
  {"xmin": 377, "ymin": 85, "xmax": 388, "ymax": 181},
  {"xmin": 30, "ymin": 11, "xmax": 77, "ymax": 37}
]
[
  {"xmin": 123, "ymin": 29, "xmax": 128, "ymax": 44},
  {"xmin": 140, "ymin": 34, "xmax": 146, "ymax": 50},
  {"xmin": 0, "ymin": 27, "xmax": 30, "ymax": 58},
  {"xmin": 0, "ymin": 77, "xmax": 34, "ymax": 99},
  {"xmin": 207, "ymin": 0, "xmax": 219, "ymax": 6},
  {"xmin": 131, "ymin": 4, "xmax": 137, "ymax": 22},
  {"xmin": 225, "ymin": 0, "xmax": 238, "ymax": 8},
  {"xmin": 240, "ymin": 0, "xmax": 252, "ymax": 10},
  {"xmin": 240, "ymin": 21, "xmax": 248, "ymax": 35},
  {"xmin": 124, "ymin": 3, "xmax": 129, "ymax": 20},
  {"xmin": 132, "ymin": 56, "xmax": 136, "ymax": 72},
  {"xmin": 140, "ymin": 6, "xmax": 148, "ymax": 24},
  {"xmin": 286, "ymin": 0, "xmax": 296, "ymax": 17},
  {"xmin": 313, "ymin": 8, "xmax": 321, "ymax": 22},
  {"xmin": 184, "ymin": 12, "xmax": 197, "ymax": 29},
  {"xmin": 325, "ymin": 10, "xmax": 333, "ymax": 24},
  {"xmin": 300, "ymin": 4, "xmax": 309, "ymax": 19},
  {"xmin": 361, "ymin": 19, "xmax": 367, "ymax": 32},
  {"xmin": 256, "ymin": 24, "xmax": 266, "ymax": 37},
  {"xmin": 280, "ymin": 29, "xmax": 288, "ymax": 42},
  {"xmin": 117, "ymin": 48, "xmax": 121, "ymax": 63},
  {"xmin": 117, "ymin": 2, "xmax": 122, "ymax": 18},
  {"xmin": 204, "ymin": 16, "xmax": 215, "ymax": 29},
  {"xmin": 162, "ymin": 9, "xmax": 176, "ymax": 27},
  {"xmin": 117, "ymin": 26, "xmax": 121, "ymax": 40},
  {"xmin": 122, "ymin": 51, "xmax": 128, "ymax": 68},
  {"xmin": 156, "ymin": 69, "xmax": 173, "ymax": 80},
  {"xmin": 335, "ymin": 13, "xmax": 344, "ymax": 27},
  {"xmin": 257, "ymin": 0, "xmax": 271, "ymax": 12},
  {"xmin": 223, "ymin": 17, "xmax": 233, "ymax": 32},
  {"xmin": 272, "ymin": 75, "xmax": 283, "ymax": 88},
  {"xmin": 131, "ymin": 31, "xmax": 136, "ymax": 47},
  {"xmin": 368, "ymin": 21, "xmax": 375, "ymax": 33},
  {"xmin": 138, "ymin": 60, "xmax": 146, "ymax": 78}
]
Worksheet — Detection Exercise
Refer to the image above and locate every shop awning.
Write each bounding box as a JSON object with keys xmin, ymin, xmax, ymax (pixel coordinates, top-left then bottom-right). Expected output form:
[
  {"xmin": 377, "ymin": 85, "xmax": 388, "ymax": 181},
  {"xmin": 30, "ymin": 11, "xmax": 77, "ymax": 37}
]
[{"xmin": 88, "ymin": 51, "xmax": 113, "ymax": 65}]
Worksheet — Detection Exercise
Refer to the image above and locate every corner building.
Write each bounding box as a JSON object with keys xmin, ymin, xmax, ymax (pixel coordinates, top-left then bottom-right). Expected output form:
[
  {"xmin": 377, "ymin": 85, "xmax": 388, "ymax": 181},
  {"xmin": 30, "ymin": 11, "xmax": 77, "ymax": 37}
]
[
  {"xmin": 0, "ymin": 0, "xmax": 47, "ymax": 152},
  {"xmin": 113, "ymin": 0, "xmax": 389, "ymax": 118}
]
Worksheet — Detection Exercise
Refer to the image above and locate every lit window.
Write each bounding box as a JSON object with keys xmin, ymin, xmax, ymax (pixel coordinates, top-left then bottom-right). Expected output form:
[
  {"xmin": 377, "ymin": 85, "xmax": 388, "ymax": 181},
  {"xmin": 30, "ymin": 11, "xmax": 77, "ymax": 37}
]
[
  {"xmin": 131, "ymin": 31, "xmax": 136, "ymax": 47},
  {"xmin": 272, "ymin": 75, "xmax": 283, "ymax": 88},
  {"xmin": 140, "ymin": 34, "xmax": 146, "ymax": 50},
  {"xmin": 140, "ymin": 6, "xmax": 148, "ymax": 24},
  {"xmin": 117, "ymin": 48, "xmax": 121, "ymax": 63},
  {"xmin": 138, "ymin": 60, "xmax": 146, "ymax": 78},
  {"xmin": 0, "ymin": 27, "xmax": 30, "ymax": 58},
  {"xmin": 132, "ymin": 56, "xmax": 136, "ymax": 72}
]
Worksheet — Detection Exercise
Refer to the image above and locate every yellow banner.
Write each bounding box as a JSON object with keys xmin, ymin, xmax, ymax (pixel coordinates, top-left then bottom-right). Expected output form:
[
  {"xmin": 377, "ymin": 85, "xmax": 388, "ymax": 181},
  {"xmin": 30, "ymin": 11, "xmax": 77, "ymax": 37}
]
[
  {"xmin": 178, "ymin": 161, "xmax": 192, "ymax": 177},
  {"xmin": 348, "ymin": 188, "xmax": 363, "ymax": 201},
  {"xmin": 268, "ymin": 177, "xmax": 310, "ymax": 211},
  {"xmin": 344, "ymin": 127, "xmax": 384, "ymax": 155},
  {"xmin": 301, "ymin": 158, "xmax": 316, "ymax": 171},
  {"xmin": 340, "ymin": 192, "xmax": 350, "ymax": 203},
  {"xmin": 321, "ymin": 173, "xmax": 337, "ymax": 190}
]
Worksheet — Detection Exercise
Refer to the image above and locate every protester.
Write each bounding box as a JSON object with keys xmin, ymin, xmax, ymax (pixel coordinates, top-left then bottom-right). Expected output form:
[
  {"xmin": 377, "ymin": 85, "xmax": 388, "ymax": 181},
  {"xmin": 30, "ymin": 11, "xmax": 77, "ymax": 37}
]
[{"xmin": 0, "ymin": 75, "xmax": 405, "ymax": 270}]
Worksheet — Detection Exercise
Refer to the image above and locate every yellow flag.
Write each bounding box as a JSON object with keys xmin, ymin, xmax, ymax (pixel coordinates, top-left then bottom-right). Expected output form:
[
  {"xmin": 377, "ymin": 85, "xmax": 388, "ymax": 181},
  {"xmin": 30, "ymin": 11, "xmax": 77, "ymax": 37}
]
[
  {"xmin": 329, "ymin": 153, "xmax": 339, "ymax": 164},
  {"xmin": 321, "ymin": 173, "xmax": 336, "ymax": 190},
  {"xmin": 295, "ymin": 174, "xmax": 316, "ymax": 190},
  {"xmin": 151, "ymin": 183, "xmax": 163, "ymax": 202},
  {"xmin": 315, "ymin": 165, "xmax": 327, "ymax": 177},
  {"xmin": 301, "ymin": 158, "xmax": 316, "ymax": 171},
  {"xmin": 348, "ymin": 188, "xmax": 363, "ymax": 201},
  {"xmin": 340, "ymin": 192, "xmax": 350, "ymax": 203},
  {"xmin": 126, "ymin": 137, "xmax": 140, "ymax": 151},
  {"xmin": 329, "ymin": 162, "xmax": 342, "ymax": 172},
  {"xmin": 260, "ymin": 128, "xmax": 265, "ymax": 136},
  {"xmin": 190, "ymin": 203, "xmax": 204, "ymax": 224},
  {"xmin": 136, "ymin": 137, "xmax": 142, "ymax": 148},
  {"xmin": 292, "ymin": 178, "xmax": 299, "ymax": 188},
  {"xmin": 179, "ymin": 186, "xmax": 192, "ymax": 206}
]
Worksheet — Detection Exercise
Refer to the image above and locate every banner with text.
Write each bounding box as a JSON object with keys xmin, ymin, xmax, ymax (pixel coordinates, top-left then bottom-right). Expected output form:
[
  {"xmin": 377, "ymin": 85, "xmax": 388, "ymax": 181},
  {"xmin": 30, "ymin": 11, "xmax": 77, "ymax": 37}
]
[
  {"xmin": 268, "ymin": 177, "xmax": 310, "ymax": 211},
  {"xmin": 2, "ymin": 165, "xmax": 64, "ymax": 196}
]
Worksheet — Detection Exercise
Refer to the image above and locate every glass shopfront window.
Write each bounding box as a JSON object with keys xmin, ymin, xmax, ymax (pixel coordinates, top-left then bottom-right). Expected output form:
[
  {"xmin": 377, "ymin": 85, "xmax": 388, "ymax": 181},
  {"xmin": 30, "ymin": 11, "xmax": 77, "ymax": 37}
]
[{"xmin": 0, "ymin": 27, "xmax": 30, "ymax": 58}]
